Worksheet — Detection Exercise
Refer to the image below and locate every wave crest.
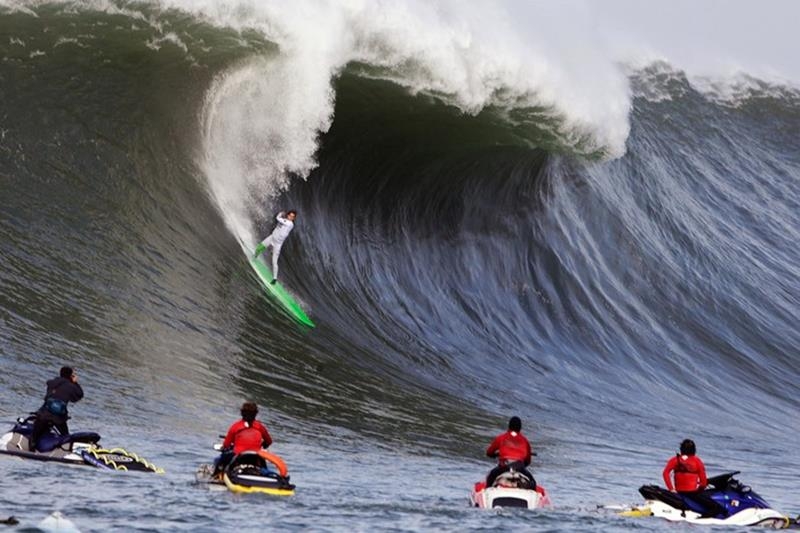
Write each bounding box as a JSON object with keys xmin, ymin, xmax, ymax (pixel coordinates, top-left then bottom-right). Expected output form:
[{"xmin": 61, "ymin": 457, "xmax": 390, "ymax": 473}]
[{"xmin": 186, "ymin": 0, "xmax": 632, "ymax": 245}]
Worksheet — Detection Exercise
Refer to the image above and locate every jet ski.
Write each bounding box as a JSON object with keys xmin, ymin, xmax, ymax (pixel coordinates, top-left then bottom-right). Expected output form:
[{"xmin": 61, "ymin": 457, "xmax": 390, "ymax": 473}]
[
  {"xmin": 196, "ymin": 447, "xmax": 295, "ymax": 496},
  {"xmin": 470, "ymin": 467, "xmax": 551, "ymax": 509},
  {"xmin": 0, "ymin": 415, "xmax": 163, "ymax": 473},
  {"xmin": 620, "ymin": 471, "xmax": 792, "ymax": 527}
]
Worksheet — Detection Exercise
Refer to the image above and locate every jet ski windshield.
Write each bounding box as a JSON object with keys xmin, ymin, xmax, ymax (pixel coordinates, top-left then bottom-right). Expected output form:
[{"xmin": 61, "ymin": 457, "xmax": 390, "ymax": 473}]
[{"xmin": 706, "ymin": 471, "xmax": 741, "ymax": 489}]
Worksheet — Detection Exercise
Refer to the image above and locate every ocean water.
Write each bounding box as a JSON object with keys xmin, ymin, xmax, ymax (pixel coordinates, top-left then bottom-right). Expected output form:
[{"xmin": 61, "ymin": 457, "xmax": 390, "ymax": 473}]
[{"xmin": 0, "ymin": 2, "xmax": 798, "ymax": 531}]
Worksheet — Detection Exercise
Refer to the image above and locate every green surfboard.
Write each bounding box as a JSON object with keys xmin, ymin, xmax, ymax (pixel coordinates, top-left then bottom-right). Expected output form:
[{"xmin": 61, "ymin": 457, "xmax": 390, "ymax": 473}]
[{"xmin": 248, "ymin": 255, "xmax": 315, "ymax": 328}]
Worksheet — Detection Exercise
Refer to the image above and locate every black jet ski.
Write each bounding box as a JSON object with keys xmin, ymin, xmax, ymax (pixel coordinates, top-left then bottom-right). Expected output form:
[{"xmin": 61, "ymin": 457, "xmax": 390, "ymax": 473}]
[{"xmin": 0, "ymin": 415, "xmax": 163, "ymax": 473}]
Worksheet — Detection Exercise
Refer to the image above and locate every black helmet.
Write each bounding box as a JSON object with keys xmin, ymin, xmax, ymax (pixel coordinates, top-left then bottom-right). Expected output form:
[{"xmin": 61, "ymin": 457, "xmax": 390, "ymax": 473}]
[
  {"xmin": 241, "ymin": 402, "xmax": 258, "ymax": 422},
  {"xmin": 680, "ymin": 439, "xmax": 696, "ymax": 456},
  {"xmin": 508, "ymin": 416, "xmax": 522, "ymax": 432}
]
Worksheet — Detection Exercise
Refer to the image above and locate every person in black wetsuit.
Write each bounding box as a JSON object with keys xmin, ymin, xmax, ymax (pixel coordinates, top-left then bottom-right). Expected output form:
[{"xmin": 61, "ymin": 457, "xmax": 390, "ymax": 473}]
[{"xmin": 29, "ymin": 366, "xmax": 84, "ymax": 451}]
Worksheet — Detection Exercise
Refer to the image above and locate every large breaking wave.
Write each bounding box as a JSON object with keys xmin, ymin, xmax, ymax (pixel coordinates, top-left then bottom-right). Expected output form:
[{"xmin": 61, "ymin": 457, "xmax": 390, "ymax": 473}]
[{"xmin": 1, "ymin": 0, "xmax": 799, "ymax": 484}]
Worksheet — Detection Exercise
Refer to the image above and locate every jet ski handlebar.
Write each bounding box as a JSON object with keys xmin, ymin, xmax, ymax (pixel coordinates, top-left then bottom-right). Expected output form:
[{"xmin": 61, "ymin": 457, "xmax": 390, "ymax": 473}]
[{"xmin": 706, "ymin": 471, "xmax": 742, "ymax": 489}]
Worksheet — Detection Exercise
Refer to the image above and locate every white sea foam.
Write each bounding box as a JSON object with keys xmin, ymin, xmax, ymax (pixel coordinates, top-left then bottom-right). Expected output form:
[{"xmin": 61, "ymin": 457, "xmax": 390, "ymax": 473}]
[{"xmin": 175, "ymin": 0, "xmax": 634, "ymax": 244}]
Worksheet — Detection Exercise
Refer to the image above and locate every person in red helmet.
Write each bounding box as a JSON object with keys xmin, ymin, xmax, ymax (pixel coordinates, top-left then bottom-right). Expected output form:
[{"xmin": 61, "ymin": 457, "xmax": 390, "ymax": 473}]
[
  {"xmin": 485, "ymin": 416, "xmax": 535, "ymax": 488},
  {"xmin": 663, "ymin": 439, "xmax": 725, "ymax": 518},
  {"xmin": 214, "ymin": 402, "xmax": 273, "ymax": 476}
]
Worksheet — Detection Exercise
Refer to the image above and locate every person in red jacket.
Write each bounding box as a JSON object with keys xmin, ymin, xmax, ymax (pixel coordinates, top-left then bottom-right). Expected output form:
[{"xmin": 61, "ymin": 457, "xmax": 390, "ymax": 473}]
[
  {"xmin": 663, "ymin": 439, "xmax": 725, "ymax": 518},
  {"xmin": 485, "ymin": 416, "xmax": 535, "ymax": 488},
  {"xmin": 214, "ymin": 402, "xmax": 273, "ymax": 476}
]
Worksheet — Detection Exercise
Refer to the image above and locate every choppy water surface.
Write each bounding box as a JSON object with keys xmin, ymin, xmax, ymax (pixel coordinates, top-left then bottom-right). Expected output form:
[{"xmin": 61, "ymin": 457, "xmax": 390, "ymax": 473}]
[{"xmin": 1, "ymin": 2, "xmax": 798, "ymax": 531}]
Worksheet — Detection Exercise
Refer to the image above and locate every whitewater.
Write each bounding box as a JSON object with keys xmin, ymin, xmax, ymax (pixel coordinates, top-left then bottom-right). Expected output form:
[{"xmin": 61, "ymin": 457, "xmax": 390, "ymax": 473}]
[{"xmin": 1, "ymin": 1, "xmax": 798, "ymax": 530}]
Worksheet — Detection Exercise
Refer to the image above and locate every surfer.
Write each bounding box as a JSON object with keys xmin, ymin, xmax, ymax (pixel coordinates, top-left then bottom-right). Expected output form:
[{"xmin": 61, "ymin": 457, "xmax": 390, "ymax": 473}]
[
  {"xmin": 214, "ymin": 402, "xmax": 273, "ymax": 476},
  {"xmin": 29, "ymin": 366, "xmax": 83, "ymax": 451},
  {"xmin": 663, "ymin": 439, "xmax": 726, "ymax": 518},
  {"xmin": 254, "ymin": 210, "xmax": 297, "ymax": 284},
  {"xmin": 485, "ymin": 416, "xmax": 535, "ymax": 488}
]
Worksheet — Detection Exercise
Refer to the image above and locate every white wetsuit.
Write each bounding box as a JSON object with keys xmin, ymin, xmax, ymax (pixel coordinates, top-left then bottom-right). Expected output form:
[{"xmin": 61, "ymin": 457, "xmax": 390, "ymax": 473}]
[{"xmin": 258, "ymin": 213, "xmax": 294, "ymax": 280}]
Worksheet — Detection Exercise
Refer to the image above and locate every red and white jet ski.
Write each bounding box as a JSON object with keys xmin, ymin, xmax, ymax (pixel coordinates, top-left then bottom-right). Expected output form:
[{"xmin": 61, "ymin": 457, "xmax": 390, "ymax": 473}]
[{"xmin": 470, "ymin": 468, "xmax": 551, "ymax": 509}]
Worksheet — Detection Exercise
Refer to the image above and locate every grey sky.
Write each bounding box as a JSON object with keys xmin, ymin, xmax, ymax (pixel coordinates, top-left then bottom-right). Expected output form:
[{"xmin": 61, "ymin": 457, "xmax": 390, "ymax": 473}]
[{"xmin": 506, "ymin": 0, "xmax": 800, "ymax": 83}]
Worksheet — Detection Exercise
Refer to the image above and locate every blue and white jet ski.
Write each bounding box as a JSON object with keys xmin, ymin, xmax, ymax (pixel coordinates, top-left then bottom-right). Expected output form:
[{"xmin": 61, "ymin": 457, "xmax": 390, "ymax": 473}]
[
  {"xmin": 0, "ymin": 415, "xmax": 163, "ymax": 473},
  {"xmin": 621, "ymin": 471, "xmax": 793, "ymax": 527}
]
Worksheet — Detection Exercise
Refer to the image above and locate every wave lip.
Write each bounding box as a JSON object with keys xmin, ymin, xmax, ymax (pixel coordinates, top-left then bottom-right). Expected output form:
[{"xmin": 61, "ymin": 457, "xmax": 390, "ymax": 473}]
[
  {"xmin": 179, "ymin": 0, "xmax": 635, "ymax": 246},
  {"xmin": 0, "ymin": 0, "xmax": 633, "ymax": 244}
]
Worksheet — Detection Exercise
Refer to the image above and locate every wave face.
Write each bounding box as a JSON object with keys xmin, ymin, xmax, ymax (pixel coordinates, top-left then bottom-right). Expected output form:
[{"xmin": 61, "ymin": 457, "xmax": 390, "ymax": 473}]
[{"xmin": 1, "ymin": 2, "xmax": 799, "ymax": 530}]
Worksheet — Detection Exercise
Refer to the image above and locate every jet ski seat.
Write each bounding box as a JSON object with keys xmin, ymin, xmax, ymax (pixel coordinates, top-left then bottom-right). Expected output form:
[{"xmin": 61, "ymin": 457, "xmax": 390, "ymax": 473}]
[
  {"xmin": 35, "ymin": 432, "xmax": 101, "ymax": 453},
  {"xmin": 639, "ymin": 485, "xmax": 690, "ymax": 510}
]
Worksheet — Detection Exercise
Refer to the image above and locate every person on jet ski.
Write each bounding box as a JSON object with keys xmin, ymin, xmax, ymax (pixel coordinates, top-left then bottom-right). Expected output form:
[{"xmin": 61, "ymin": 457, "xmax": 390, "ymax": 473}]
[
  {"xmin": 214, "ymin": 402, "xmax": 273, "ymax": 476},
  {"xmin": 663, "ymin": 439, "xmax": 726, "ymax": 518},
  {"xmin": 29, "ymin": 366, "xmax": 84, "ymax": 451},
  {"xmin": 485, "ymin": 416, "xmax": 535, "ymax": 488}
]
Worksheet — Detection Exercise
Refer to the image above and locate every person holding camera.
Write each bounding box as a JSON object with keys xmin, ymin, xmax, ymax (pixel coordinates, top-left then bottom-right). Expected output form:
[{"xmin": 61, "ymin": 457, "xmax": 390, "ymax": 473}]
[{"xmin": 29, "ymin": 366, "xmax": 84, "ymax": 451}]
